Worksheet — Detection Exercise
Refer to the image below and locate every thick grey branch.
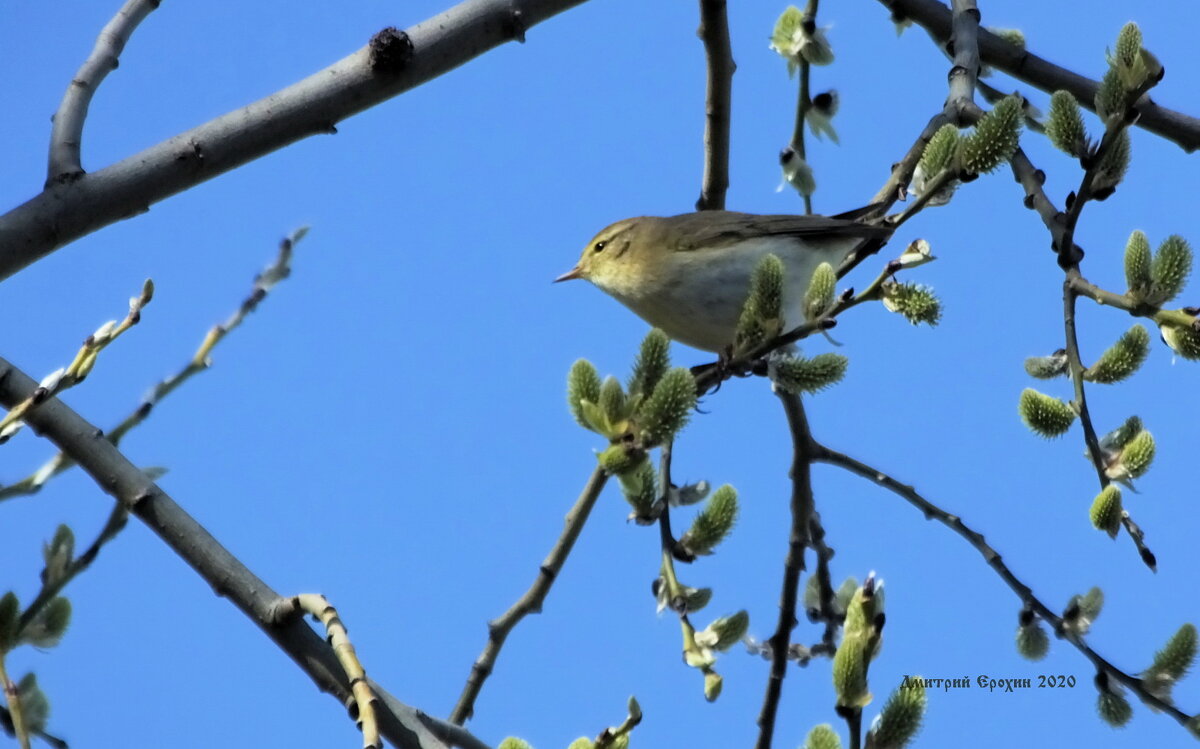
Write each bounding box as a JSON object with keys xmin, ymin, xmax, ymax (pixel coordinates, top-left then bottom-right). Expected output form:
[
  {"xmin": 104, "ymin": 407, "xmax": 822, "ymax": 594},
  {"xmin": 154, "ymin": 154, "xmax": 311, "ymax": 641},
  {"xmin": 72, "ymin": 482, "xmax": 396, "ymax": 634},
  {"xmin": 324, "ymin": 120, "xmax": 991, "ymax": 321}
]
[
  {"xmin": 0, "ymin": 0, "xmax": 588, "ymax": 282},
  {"xmin": 0, "ymin": 356, "xmax": 487, "ymax": 749},
  {"xmin": 877, "ymin": 0, "xmax": 1200, "ymax": 151},
  {"xmin": 47, "ymin": 0, "xmax": 164, "ymax": 184}
]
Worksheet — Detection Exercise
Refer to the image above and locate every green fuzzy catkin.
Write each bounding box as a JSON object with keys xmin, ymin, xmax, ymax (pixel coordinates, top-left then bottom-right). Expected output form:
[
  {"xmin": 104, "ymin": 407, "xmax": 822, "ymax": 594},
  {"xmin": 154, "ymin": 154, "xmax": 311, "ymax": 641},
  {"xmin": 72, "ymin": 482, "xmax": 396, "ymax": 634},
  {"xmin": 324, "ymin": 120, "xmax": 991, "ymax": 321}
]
[
  {"xmin": 497, "ymin": 739, "xmax": 534, "ymax": 749},
  {"xmin": 567, "ymin": 739, "xmax": 596, "ymax": 749},
  {"xmin": 42, "ymin": 523, "xmax": 75, "ymax": 586},
  {"xmin": 681, "ymin": 485, "xmax": 739, "ymax": 555},
  {"xmin": 618, "ymin": 459, "xmax": 658, "ymax": 518},
  {"xmin": 1097, "ymin": 690, "xmax": 1133, "ymax": 727},
  {"xmin": 1092, "ymin": 128, "xmax": 1131, "ymax": 194},
  {"xmin": 1124, "ymin": 230, "xmax": 1153, "ymax": 298},
  {"xmin": 707, "ymin": 610, "xmax": 750, "ymax": 651},
  {"xmin": 628, "ymin": 329, "xmax": 670, "ymax": 398},
  {"xmin": 1089, "ymin": 485, "xmax": 1122, "ymax": 539},
  {"xmin": 704, "ymin": 671, "xmax": 723, "ymax": 702},
  {"xmin": 833, "ymin": 634, "xmax": 871, "ymax": 708},
  {"xmin": 598, "ymin": 376, "xmax": 628, "ymax": 426},
  {"xmin": 805, "ymin": 262, "xmax": 837, "ymax": 321},
  {"xmin": 1118, "ymin": 429, "xmax": 1156, "ymax": 479},
  {"xmin": 1018, "ymin": 388, "xmax": 1076, "ymax": 438},
  {"xmin": 870, "ymin": 678, "xmax": 926, "ymax": 749},
  {"xmin": 1094, "ymin": 66, "xmax": 1127, "ymax": 124},
  {"xmin": 0, "ymin": 591, "xmax": 19, "ymax": 650},
  {"xmin": 1100, "ymin": 415, "xmax": 1143, "ymax": 451},
  {"xmin": 773, "ymin": 353, "xmax": 848, "ymax": 394},
  {"xmin": 1160, "ymin": 322, "xmax": 1200, "ymax": 360},
  {"xmin": 21, "ymin": 596, "xmax": 72, "ymax": 648},
  {"xmin": 1077, "ymin": 587, "xmax": 1105, "ymax": 621},
  {"xmin": 1149, "ymin": 623, "xmax": 1198, "ymax": 680},
  {"xmin": 804, "ymin": 724, "xmax": 843, "ymax": 749},
  {"xmin": 882, "ymin": 283, "xmax": 942, "ymax": 326},
  {"xmin": 1114, "ymin": 22, "xmax": 1142, "ymax": 70},
  {"xmin": 637, "ymin": 367, "xmax": 697, "ymax": 447},
  {"xmin": 917, "ymin": 124, "xmax": 960, "ymax": 178},
  {"xmin": 1016, "ymin": 623, "xmax": 1050, "ymax": 661},
  {"xmin": 1024, "ymin": 351, "xmax": 1068, "ymax": 379},
  {"xmin": 1150, "ymin": 235, "xmax": 1193, "ymax": 305},
  {"xmin": 567, "ymin": 359, "xmax": 602, "ymax": 430},
  {"xmin": 737, "ymin": 254, "xmax": 785, "ymax": 349},
  {"xmin": 960, "ymin": 96, "xmax": 1022, "ymax": 174},
  {"xmin": 1084, "ymin": 324, "xmax": 1150, "ymax": 383},
  {"xmin": 16, "ymin": 674, "xmax": 48, "ymax": 734},
  {"xmin": 1045, "ymin": 91, "xmax": 1088, "ymax": 157}
]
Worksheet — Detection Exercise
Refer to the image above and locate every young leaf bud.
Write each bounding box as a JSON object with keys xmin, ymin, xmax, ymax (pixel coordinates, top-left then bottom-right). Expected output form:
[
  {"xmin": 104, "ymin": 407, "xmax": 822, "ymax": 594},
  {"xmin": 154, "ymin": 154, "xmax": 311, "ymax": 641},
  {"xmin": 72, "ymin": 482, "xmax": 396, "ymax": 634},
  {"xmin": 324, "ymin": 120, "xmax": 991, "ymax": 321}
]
[
  {"xmin": 869, "ymin": 677, "xmax": 926, "ymax": 749},
  {"xmin": 805, "ymin": 262, "xmax": 837, "ymax": 321},
  {"xmin": 1159, "ymin": 321, "xmax": 1200, "ymax": 360},
  {"xmin": 1124, "ymin": 230, "xmax": 1153, "ymax": 298},
  {"xmin": 1084, "ymin": 324, "xmax": 1149, "ymax": 384},
  {"xmin": 1016, "ymin": 622, "xmax": 1050, "ymax": 660},
  {"xmin": 1092, "ymin": 128, "xmax": 1131, "ymax": 196},
  {"xmin": 804, "ymin": 724, "xmax": 843, "ymax": 749},
  {"xmin": 1149, "ymin": 235, "xmax": 1192, "ymax": 305},
  {"xmin": 1018, "ymin": 388, "xmax": 1076, "ymax": 438},
  {"xmin": 1107, "ymin": 428, "xmax": 1155, "ymax": 480},
  {"xmin": 704, "ymin": 670, "xmax": 723, "ymax": 702},
  {"xmin": 779, "ymin": 147, "xmax": 817, "ymax": 197},
  {"xmin": 637, "ymin": 368, "xmax": 697, "ymax": 447},
  {"xmin": 833, "ymin": 634, "xmax": 871, "ymax": 708},
  {"xmin": 770, "ymin": 353, "xmax": 849, "ymax": 395},
  {"xmin": 881, "ymin": 282, "xmax": 942, "ymax": 326},
  {"xmin": 680, "ymin": 484, "xmax": 739, "ymax": 556},
  {"xmin": 1089, "ymin": 485, "xmax": 1122, "ymax": 539},
  {"xmin": 1045, "ymin": 91, "xmax": 1088, "ymax": 157},
  {"xmin": 697, "ymin": 610, "xmax": 750, "ymax": 652},
  {"xmin": 1097, "ymin": 690, "xmax": 1133, "ymax": 727},
  {"xmin": 960, "ymin": 96, "xmax": 1022, "ymax": 175},
  {"xmin": 1024, "ymin": 350, "xmax": 1068, "ymax": 379},
  {"xmin": 567, "ymin": 360, "xmax": 602, "ymax": 430},
  {"xmin": 628, "ymin": 329, "xmax": 671, "ymax": 398}
]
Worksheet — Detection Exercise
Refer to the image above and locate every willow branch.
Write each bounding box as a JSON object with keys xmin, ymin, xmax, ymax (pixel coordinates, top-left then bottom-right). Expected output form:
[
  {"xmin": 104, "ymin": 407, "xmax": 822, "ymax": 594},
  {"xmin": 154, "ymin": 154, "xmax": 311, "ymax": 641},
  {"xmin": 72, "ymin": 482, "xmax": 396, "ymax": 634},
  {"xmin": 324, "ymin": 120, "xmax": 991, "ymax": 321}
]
[
  {"xmin": 814, "ymin": 443, "xmax": 1195, "ymax": 728},
  {"xmin": 945, "ymin": 0, "xmax": 980, "ymax": 113},
  {"xmin": 876, "ymin": 0, "xmax": 1200, "ymax": 152},
  {"xmin": 695, "ymin": 0, "xmax": 733, "ymax": 211},
  {"xmin": 0, "ymin": 356, "xmax": 481, "ymax": 749},
  {"xmin": 449, "ymin": 467, "xmax": 609, "ymax": 725},
  {"xmin": 0, "ymin": 0, "xmax": 590, "ymax": 282},
  {"xmin": 755, "ymin": 391, "xmax": 816, "ymax": 749},
  {"xmin": 47, "ymin": 0, "xmax": 163, "ymax": 184}
]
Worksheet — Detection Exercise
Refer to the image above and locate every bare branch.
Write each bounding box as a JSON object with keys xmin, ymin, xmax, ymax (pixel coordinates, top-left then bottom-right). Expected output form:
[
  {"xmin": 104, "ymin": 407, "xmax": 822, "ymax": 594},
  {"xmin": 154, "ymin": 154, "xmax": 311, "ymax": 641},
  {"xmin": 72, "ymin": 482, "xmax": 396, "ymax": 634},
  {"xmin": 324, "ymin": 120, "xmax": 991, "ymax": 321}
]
[
  {"xmin": 695, "ymin": 0, "xmax": 734, "ymax": 211},
  {"xmin": 0, "ymin": 0, "xmax": 589, "ymax": 282},
  {"xmin": 754, "ymin": 391, "xmax": 816, "ymax": 749},
  {"xmin": 449, "ymin": 467, "xmax": 609, "ymax": 725},
  {"xmin": 0, "ymin": 356, "xmax": 485, "ymax": 749},
  {"xmin": 877, "ymin": 0, "xmax": 1200, "ymax": 151},
  {"xmin": 945, "ymin": 0, "xmax": 980, "ymax": 113},
  {"xmin": 47, "ymin": 0, "xmax": 164, "ymax": 184}
]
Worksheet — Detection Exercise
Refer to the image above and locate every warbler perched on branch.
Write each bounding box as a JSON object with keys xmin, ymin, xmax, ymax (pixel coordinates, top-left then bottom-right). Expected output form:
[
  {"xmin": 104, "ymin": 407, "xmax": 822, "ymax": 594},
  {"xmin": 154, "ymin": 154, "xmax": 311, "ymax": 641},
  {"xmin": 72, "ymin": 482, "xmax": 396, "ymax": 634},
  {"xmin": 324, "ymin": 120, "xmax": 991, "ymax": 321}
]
[{"xmin": 556, "ymin": 210, "xmax": 892, "ymax": 352}]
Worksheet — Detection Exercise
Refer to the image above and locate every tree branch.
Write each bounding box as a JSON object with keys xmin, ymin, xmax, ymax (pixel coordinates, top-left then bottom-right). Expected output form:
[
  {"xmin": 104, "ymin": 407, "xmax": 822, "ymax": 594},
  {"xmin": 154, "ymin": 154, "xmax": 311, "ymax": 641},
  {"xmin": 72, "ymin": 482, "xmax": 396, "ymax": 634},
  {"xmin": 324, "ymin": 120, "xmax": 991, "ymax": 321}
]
[
  {"xmin": 0, "ymin": 0, "xmax": 590, "ymax": 282},
  {"xmin": 47, "ymin": 0, "xmax": 163, "ymax": 184},
  {"xmin": 0, "ymin": 356, "xmax": 487, "ymax": 749},
  {"xmin": 449, "ymin": 467, "xmax": 609, "ymax": 725},
  {"xmin": 813, "ymin": 443, "xmax": 1196, "ymax": 729},
  {"xmin": 876, "ymin": 0, "xmax": 1200, "ymax": 152},
  {"xmin": 695, "ymin": 0, "xmax": 734, "ymax": 211},
  {"xmin": 755, "ymin": 391, "xmax": 816, "ymax": 749}
]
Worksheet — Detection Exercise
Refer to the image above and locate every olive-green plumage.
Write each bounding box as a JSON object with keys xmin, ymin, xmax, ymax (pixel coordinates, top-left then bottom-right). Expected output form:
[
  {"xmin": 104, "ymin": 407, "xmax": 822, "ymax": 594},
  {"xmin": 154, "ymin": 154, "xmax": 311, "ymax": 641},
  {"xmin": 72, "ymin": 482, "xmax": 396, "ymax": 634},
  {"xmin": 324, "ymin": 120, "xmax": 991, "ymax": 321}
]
[{"xmin": 558, "ymin": 211, "xmax": 891, "ymax": 352}]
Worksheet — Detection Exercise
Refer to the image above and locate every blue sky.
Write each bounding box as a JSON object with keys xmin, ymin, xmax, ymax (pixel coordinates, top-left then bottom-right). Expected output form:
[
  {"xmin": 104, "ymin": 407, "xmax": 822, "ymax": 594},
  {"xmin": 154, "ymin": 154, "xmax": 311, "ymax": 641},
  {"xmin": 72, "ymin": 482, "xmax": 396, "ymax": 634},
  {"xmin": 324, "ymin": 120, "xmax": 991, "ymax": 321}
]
[{"xmin": 0, "ymin": 1, "xmax": 1197, "ymax": 748}]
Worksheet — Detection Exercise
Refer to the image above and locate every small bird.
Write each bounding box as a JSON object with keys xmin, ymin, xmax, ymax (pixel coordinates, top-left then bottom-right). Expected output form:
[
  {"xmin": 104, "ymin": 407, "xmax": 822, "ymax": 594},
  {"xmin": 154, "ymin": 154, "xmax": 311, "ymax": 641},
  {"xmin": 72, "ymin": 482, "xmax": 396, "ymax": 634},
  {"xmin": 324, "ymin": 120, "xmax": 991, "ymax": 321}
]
[{"xmin": 555, "ymin": 210, "xmax": 893, "ymax": 352}]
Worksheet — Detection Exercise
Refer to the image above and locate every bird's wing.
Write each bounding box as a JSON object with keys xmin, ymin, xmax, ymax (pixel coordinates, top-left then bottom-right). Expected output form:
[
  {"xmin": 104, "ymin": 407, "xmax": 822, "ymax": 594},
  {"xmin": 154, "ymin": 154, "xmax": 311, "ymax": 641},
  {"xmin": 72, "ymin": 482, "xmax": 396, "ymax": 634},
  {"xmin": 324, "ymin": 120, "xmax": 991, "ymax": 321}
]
[{"xmin": 668, "ymin": 211, "xmax": 892, "ymax": 251}]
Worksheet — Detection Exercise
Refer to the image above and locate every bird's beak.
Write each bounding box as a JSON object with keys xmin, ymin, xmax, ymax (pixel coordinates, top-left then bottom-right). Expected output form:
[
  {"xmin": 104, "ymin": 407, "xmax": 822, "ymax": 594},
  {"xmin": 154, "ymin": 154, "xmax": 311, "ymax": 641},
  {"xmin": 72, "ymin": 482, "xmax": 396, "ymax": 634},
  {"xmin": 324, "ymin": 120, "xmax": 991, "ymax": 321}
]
[{"xmin": 553, "ymin": 266, "xmax": 583, "ymax": 283}]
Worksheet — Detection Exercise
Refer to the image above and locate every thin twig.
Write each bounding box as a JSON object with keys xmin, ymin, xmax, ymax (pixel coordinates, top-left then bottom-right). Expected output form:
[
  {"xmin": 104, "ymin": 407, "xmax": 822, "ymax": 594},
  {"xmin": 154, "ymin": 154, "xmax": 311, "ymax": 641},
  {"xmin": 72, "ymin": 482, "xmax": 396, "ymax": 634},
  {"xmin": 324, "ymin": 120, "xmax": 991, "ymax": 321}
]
[
  {"xmin": 0, "ymin": 356, "xmax": 478, "ymax": 749},
  {"xmin": 754, "ymin": 391, "xmax": 816, "ymax": 749},
  {"xmin": 0, "ymin": 657, "xmax": 30, "ymax": 749},
  {"xmin": 875, "ymin": 0, "xmax": 1200, "ymax": 152},
  {"xmin": 813, "ymin": 443, "xmax": 1195, "ymax": 728},
  {"xmin": 47, "ymin": 0, "xmax": 163, "ymax": 184},
  {"xmin": 695, "ymin": 0, "xmax": 734, "ymax": 211},
  {"xmin": 449, "ymin": 467, "xmax": 609, "ymax": 725}
]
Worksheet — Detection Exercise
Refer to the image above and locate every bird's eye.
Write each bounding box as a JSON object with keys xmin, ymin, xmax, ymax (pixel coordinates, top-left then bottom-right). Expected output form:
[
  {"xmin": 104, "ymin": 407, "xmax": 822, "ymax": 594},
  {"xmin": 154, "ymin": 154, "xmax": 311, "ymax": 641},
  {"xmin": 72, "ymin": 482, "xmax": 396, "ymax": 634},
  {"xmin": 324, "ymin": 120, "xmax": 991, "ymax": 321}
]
[{"xmin": 593, "ymin": 241, "xmax": 607, "ymax": 253}]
